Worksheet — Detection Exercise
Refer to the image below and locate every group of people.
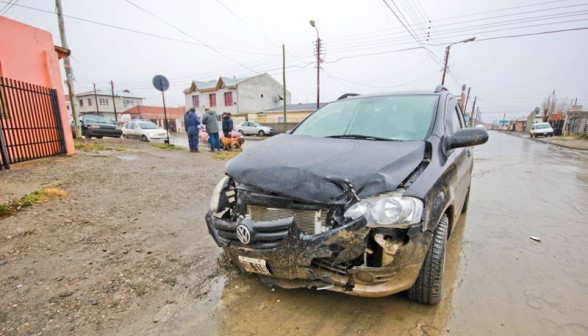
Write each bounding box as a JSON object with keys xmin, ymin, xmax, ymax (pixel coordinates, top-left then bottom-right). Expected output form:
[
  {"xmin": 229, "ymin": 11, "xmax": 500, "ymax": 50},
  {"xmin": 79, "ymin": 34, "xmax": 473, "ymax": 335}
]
[{"xmin": 183, "ymin": 105, "xmax": 234, "ymax": 153}]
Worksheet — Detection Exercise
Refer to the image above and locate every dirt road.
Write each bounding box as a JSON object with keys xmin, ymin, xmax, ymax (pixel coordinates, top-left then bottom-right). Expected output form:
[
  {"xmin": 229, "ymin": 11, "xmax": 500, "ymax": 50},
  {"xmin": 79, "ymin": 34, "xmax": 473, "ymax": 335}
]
[{"xmin": 1, "ymin": 133, "xmax": 587, "ymax": 336}]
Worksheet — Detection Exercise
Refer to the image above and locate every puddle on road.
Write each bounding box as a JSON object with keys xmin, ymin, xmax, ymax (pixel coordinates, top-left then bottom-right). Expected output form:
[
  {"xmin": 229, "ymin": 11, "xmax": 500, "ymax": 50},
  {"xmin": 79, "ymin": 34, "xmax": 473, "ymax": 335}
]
[{"xmin": 117, "ymin": 155, "xmax": 140, "ymax": 161}]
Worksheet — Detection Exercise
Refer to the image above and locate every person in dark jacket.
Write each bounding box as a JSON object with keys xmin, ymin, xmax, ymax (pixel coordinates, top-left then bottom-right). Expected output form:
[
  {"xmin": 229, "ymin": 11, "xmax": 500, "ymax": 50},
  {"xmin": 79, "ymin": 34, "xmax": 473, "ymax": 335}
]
[
  {"xmin": 184, "ymin": 108, "xmax": 200, "ymax": 152},
  {"xmin": 222, "ymin": 113, "xmax": 234, "ymax": 138},
  {"xmin": 202, "ymin": 105, "xmax": 221, "ymax": 152}
]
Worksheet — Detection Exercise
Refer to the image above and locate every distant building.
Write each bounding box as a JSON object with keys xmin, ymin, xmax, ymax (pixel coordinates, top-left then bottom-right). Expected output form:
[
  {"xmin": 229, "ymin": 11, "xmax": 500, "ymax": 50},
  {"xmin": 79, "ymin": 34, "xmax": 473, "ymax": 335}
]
[
  {"xmin": 123, "ymin": 105, "xmax": 186, "ymax": 133},
  {"xmin": 258, "ymin": 103, "xmax": 328, "ymax": 124},
  {"xmin": 183, "ymin": 73, "xmax": 291, "ymax": 120},
  {"xmin": 74, "ymin": 89, "xmax": 144, "ymax": 122}
]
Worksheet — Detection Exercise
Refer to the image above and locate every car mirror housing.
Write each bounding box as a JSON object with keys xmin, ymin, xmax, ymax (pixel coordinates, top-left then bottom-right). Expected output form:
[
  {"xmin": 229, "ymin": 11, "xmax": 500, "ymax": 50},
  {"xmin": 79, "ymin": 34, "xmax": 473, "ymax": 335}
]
[{"xmin": 448, "ymin": 128, "xmax": 489, "ymax": 150}]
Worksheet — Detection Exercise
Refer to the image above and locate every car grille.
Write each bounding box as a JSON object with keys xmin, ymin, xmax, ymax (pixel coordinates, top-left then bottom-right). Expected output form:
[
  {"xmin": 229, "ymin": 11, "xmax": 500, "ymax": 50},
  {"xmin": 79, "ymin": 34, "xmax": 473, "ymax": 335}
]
[
  {"xmin": 212, "ymin": 216, "xmax": 292, "ymax": 249},
  {"xmin": 247, "ymin": 205, "xmax": 328, "ymax": 235}
]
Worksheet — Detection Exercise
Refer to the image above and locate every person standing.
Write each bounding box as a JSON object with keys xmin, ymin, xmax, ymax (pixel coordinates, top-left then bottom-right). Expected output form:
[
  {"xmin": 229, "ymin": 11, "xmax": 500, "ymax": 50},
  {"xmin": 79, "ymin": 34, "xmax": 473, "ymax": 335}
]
[
  {"xmin": 184, "ymin": 107, "xmax": 200, "ymax": 152},
  {"xmin": 202, "ymin": 105, "xmax": 221, "ymax": 152},
  {"xmin": 222, "ymin": 112, "xmax": 234, "ymax": 138}
]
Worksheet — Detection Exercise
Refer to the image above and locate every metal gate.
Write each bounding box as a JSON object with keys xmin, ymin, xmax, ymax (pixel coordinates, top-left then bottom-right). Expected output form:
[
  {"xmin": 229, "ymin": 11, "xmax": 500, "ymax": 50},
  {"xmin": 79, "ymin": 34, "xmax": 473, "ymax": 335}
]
[{"xmin": 0, "ymin": 77, "xmax": 66, "ymax": 170}]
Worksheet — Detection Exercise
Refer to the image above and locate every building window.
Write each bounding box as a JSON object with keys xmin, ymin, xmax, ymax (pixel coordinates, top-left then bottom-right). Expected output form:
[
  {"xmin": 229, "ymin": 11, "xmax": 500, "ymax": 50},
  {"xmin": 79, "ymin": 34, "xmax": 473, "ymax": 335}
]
[
  {"xmin": 99, "ymin": 98, "xmax": 109, "ymax": 106},
  {"xmin": 192, "ymin": 95, "xmax": 199, "ymax": 108},
  {"xmin": 209, "ymin": 94, "xmax": 216, "ymax": 108},
  {"xmin": 124, "ymin": 100, "xmax": 135, "ymax": 107},
  {"xmin": 88, "ymin": 98, "xmax": 92, "ymax": 106},
  {"xmin": 224, "ymin": 92, "xmax": 233, "ymax": 107},
  {"xmin": 79, "ymin": 99, "xmax": 84, "ymax": 107}
]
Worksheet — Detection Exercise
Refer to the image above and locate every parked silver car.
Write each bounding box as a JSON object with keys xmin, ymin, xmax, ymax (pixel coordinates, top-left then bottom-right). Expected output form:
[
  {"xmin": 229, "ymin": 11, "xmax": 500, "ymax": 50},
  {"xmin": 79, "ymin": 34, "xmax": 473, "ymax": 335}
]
[{"xmin": 235, "ymin": 121, "xmax": 273, "ymax": 136}]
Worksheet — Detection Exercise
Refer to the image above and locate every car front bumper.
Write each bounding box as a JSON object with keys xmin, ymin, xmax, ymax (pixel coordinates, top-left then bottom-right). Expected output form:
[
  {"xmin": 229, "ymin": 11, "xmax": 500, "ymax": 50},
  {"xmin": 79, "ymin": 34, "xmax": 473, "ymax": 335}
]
[{"xmin": 205, "ymin": 210, "xmax": 431, "ymax": 297}]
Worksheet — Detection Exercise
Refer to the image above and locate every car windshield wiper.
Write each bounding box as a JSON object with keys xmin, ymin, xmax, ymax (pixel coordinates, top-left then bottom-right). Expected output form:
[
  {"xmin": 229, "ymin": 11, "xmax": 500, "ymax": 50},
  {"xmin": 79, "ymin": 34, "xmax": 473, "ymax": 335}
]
[{"xmin": 326, "ymin": 134, "xmax": 395, "ymax": 141}]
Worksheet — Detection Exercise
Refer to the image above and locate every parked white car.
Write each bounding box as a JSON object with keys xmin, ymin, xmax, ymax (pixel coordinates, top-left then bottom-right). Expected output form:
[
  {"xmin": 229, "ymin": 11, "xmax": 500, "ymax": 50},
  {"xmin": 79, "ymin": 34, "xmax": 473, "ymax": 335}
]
[
  {"xmin": 122, "ymin": 120, "xmax": 167, "ymax": 141},
  {"xmin": 530, "ymin": 122, "xmax": 554, "ymax": 138},
  {"xmin": 235, "ymin": 121, "xmax": 273, "ymax": 136}
]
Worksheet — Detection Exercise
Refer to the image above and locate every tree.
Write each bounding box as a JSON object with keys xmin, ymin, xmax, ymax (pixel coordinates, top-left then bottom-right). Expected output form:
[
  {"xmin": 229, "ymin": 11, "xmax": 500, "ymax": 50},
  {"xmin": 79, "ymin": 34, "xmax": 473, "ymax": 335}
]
[{"xmin": 541, "ymin": 91, "xmax": 572, "ymax": 122}]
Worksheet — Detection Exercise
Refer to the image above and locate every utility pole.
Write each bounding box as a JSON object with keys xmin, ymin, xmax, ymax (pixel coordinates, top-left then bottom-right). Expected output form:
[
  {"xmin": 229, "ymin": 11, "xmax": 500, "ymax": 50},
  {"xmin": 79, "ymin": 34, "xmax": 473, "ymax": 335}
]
[
  {"xmin": 470, "ymin": 96, "xmax": 477, "ymax": 127},
  {"xmin": 282, "ymin": 44, "xmax": 287, "ymax": 133},
  {"xmin": 93, "ymin": 83, "xmax": 100, "ymax": 115},
  {"xmin": 110, "ymin": 80, "xmax": 118, "ymax": 122},
  {"xmin": 441, "ymin": 37, "xmax": 476, "ymax": 85},
  {"xmin": 310, "ymin": 20, "xmax": 321, "ymax": 109},
  {"xmin": 56, "ymin": 0, "xmax": 80, "ymax": 138}
]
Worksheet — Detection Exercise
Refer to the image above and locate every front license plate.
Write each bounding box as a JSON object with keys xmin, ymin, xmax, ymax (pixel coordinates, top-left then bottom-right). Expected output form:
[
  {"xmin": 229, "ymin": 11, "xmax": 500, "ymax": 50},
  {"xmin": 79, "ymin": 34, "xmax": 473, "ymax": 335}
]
[{"xmin": 238, "ymin": 256, "xmax": 271, "ymax": 276}]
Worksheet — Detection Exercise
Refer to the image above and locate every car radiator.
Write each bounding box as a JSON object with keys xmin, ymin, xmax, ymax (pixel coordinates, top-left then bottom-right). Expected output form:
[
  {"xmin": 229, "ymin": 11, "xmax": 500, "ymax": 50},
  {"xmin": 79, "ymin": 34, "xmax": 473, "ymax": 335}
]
[{"xmin": 247, "ymin": 205, "xmax": 328, "ymax": 235}]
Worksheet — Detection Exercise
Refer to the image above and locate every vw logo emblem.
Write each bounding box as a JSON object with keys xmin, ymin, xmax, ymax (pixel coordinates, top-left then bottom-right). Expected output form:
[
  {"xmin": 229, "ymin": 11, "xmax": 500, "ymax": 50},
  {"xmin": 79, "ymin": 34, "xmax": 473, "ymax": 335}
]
[{"xmin": 236, "ymin": 224, "xmax": 251, "ymax": 245}]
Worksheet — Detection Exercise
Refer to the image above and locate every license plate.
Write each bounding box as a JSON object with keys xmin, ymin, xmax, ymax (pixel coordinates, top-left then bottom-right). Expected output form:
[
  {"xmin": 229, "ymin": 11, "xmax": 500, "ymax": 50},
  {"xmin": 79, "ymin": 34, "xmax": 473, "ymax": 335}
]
[{"xmin": 238, "ymin": 256, "xmax": 271, "ymax": 276}]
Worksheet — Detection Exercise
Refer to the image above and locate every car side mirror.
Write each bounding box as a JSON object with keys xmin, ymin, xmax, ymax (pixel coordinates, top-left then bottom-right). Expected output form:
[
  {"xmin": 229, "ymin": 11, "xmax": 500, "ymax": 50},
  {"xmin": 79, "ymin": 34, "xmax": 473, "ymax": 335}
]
[{"xmin": 447, "ymin": 127, "xmax": 489, "ymax": 149}]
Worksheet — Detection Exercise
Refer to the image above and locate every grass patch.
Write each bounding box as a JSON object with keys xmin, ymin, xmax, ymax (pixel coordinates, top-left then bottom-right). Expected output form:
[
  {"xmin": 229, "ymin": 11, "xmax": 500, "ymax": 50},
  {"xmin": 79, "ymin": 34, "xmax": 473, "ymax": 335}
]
[
  {"xmin": 150, "ymin": 143, "xmax": 184, "ymax": 150},
  {"xmin": 213, "ymin": 151, "xmax": 241, "ymax": 160},
  {"xmin": 75, "ymin": 141, "xmax": 123, "ymax": 152},
  {"xmin": 0, "ymin": 187, "xmax": 67, "ymax": 218}
]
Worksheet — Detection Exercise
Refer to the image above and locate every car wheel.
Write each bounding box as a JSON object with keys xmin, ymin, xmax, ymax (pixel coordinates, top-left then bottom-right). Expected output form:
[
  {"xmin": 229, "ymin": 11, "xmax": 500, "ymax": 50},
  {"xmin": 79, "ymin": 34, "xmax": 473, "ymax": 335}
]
[
  {"xmin": 140, "ymin": 135, "xmax": 149, "ymax": 142},
  {"xmin": 238, "ymin": 130, "xmax": 244, "ymax": 136},
  {"xmin": 258, "ymin": 130, "xmax": 266, "ymax": 136},
  {"xmin": 122, "ymin": 134, "xmax": 129, "ymax": 139},
  {"xmin": 96, "ymin": 136, "xmax": 103, "ymax": 139},
  {"xmin": 406, "ymin": 214, "xmax": 448, "ymax": 305}
]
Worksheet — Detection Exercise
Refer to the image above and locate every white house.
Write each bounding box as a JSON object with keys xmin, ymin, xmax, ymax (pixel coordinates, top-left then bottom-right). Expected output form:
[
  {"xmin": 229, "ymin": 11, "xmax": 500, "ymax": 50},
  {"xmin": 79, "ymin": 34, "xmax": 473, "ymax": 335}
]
[
  {"xmin": 183, "ymin": 73, "xmax": 291, "ymax": 120},
  {"xmin": 74, "ymin": 89, "xmax": 144, "ymax": 122}
]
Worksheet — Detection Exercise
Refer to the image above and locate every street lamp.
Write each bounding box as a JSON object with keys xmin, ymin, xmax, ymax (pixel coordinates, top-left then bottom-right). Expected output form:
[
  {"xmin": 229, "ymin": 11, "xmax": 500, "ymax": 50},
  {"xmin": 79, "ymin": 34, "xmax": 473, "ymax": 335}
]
[
  {"xmin": 441, "ymin": 37, "xmax": 476, "ymax": 85},
  {"xmin": 309, "ymin": 20, "xmax": 321, "ymax": 109}
]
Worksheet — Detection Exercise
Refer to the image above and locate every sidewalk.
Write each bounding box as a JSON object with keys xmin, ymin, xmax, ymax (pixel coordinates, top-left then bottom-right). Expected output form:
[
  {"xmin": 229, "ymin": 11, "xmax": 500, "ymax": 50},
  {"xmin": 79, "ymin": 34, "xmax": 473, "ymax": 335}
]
[{"xmin": 502, "ymin": 130, "xmax": 588, "ymax": 150}]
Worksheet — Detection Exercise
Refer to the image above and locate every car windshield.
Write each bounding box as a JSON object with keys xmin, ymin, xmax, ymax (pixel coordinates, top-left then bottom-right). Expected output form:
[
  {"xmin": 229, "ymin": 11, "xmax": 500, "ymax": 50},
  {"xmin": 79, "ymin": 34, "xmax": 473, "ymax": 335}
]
[
  {"xmin": 293, "ymin": 95, "xmax": 439, "ymax": 141},
  {"xmin": 138, "ymin": 122, "xmax": 159, "ymax": 129},
  {"xmin": 84, "ymin": 115, "xmax": 115, "ymax": 124},
  {"xmin": 535, "ymin": 124, "xmax": 550, "ymax": 129}
]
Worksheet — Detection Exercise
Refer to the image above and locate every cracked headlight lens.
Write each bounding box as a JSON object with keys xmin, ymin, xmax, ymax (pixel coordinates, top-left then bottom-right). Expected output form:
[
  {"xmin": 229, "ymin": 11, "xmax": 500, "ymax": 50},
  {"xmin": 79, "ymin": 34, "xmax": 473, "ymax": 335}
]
[{"xmin": 344, "ymin": 193, "xmax": 423, "ymax": 228}]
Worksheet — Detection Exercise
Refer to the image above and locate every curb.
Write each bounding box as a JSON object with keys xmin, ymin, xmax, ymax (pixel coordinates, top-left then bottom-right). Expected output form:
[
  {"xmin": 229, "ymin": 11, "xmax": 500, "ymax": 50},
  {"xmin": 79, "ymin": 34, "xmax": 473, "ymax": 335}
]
[{"xmin": 502, "ymin": 131, "xmax": 588, "ymax": 151}]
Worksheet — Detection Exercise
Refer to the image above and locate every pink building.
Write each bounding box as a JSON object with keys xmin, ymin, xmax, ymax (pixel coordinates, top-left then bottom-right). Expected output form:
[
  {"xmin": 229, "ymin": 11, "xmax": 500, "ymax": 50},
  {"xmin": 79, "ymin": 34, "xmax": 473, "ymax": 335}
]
[{"xmin": 0, "ymin": 16, "xmax": 74, "ymax": 169}]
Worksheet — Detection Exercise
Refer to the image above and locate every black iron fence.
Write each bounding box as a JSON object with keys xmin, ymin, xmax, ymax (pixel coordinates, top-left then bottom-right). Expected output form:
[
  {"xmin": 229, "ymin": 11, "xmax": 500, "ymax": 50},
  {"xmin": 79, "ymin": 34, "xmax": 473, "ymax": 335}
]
[{"xmin": 0, "ymin": 77, "xmax": 66, "ymax": 170}]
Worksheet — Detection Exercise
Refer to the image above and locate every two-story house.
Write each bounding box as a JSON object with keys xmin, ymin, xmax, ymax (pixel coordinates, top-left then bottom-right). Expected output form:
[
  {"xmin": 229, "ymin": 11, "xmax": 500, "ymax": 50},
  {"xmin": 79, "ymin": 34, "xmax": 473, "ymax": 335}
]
[
  {"xmin": 74, "ymin": 89, "xmax": 144, "ymax": 122},
  {"xmin": 183, "ymin": 73, "xmax": 291, "ymax": 120}
]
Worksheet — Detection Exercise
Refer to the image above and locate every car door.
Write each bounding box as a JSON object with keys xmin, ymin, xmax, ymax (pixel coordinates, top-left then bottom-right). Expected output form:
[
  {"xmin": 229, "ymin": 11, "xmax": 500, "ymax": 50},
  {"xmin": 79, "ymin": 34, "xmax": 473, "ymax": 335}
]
[
  {"xmin": 445, "ymin": 98, "xmax": 471, "ymax": 212},
  {"xmin": 242, "ymin": 122, "xmax": 255, "ymax": 135}
]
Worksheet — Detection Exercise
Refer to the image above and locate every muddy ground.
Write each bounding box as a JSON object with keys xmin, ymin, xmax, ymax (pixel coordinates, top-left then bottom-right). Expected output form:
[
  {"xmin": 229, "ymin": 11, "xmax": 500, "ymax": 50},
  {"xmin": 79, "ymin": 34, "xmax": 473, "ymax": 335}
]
[{"xmin": 0, "ymin": 139, "xmax": 229, "ymax": 335}]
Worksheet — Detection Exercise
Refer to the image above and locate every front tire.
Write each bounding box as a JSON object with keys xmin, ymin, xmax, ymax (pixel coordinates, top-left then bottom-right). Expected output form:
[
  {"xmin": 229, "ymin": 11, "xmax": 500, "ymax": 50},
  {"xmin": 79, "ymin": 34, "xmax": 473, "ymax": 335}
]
[
  {"xmin": 141, "ymin": 135, "xmax": 149, "ymax": 142},
  {"xmin": 406, "ymin": 214, "xmax": 449, "ymax": 305},
  {"xmin": 258, "ymin": 130, "xmax": 266, "ymax": 136}
]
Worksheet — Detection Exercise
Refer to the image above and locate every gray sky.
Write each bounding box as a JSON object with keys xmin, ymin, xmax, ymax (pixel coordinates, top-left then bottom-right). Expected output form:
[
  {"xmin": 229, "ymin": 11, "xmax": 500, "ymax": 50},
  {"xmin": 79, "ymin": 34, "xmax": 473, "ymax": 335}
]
[{"xmin": 2, "ymin": 0, "xmax": 587, "ymax": 123}]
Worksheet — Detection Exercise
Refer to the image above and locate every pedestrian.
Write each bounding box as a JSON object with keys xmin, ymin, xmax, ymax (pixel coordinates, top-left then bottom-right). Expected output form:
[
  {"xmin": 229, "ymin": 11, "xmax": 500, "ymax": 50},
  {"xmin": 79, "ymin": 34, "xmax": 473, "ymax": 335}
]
[
  {"xmin": 202, "ymin": 105, "xmax": 221, "ymax": 152},
  {"xmin": 222, "ymin": 112, "xmax": 234, "ymax": 138},
  {"xmin": 184, "ymin": 107, "xmax": 200, "ymax": 152}
]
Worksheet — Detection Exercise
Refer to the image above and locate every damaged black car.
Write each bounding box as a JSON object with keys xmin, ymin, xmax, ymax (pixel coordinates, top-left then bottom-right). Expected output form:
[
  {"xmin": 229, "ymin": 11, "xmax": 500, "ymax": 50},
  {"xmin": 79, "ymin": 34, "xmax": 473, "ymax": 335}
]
[{"xmin": 205, "ymin": 86, "xmax": 488, "ymax": 304}]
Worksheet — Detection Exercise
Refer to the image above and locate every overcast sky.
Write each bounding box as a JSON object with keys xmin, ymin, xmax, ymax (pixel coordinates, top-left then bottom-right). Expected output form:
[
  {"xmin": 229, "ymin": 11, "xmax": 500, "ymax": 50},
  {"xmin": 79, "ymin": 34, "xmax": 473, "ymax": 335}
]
[{"xmin": 2, "ymin": 0, "xmax": 587, "ymax": 122}]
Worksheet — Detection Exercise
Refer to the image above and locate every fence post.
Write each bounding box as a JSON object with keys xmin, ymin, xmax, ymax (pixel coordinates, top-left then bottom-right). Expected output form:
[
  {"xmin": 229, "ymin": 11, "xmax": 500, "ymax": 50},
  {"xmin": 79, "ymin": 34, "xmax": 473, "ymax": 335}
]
[
  {"xmin": 50, "ymin": 89, "xmax": 66, "ymax": 155},
  {"xmin": 0, "ymin": 77, "xmax": 11, "ymax": 169}
]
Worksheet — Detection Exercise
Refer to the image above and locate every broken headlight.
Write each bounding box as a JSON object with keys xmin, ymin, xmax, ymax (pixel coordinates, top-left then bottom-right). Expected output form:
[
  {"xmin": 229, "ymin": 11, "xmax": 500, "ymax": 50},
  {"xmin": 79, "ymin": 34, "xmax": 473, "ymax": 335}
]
[
  {"xmin": 343, "ymin": 193, "xmax": 423, "ymax": 228},
  {"xmin": 210, "ymin": 176, "xmax": 230, "ymax": 213}
]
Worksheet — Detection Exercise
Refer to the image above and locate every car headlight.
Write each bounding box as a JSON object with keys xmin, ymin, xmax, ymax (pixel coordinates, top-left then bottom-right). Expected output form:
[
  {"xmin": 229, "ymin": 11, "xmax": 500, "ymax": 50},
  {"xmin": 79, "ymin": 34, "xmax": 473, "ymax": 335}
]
[
  {"xmin": 210, "ymin": 176, "xmax": 230, "ymax": 213},
  {"xmin": 344, "ymin": 193, "xmax": 423, "ymax": 228}
]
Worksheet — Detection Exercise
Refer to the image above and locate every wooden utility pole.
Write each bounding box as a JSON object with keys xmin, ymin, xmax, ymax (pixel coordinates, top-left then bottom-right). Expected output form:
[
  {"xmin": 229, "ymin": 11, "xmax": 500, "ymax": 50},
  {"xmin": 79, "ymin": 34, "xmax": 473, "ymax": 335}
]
[
  {"xmin": 56, "ymin": 0, "xmax": 80, "ymax": 138},
  {"xmin": 93, "ymin": 83, "xmax": 100, "ymax": 115},
  {"xmin": 282, "ymin": 44, "xmax": 287, "ymax": 133},
  {"xmin": 470, "ymin": 96, "xmax": 477, "ymax": 127},
  {"xmin": 110, "ymin": 80, "xmax": 118, "ymax": 122}
]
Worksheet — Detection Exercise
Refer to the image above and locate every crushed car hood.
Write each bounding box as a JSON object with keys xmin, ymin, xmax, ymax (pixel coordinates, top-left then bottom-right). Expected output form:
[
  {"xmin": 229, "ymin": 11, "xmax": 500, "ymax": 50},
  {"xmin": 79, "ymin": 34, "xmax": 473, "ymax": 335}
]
[{"xmin": 225, "ymin": 134, "xmax": 426, "ymax": 203}]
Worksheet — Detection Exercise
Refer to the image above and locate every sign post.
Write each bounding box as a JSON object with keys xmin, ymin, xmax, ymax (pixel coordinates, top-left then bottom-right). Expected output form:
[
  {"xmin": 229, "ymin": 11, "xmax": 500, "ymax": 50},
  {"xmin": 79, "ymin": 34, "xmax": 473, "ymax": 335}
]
[{"xmin": 152, "ymin": 75, "xmax": 170, "ymax": 144}]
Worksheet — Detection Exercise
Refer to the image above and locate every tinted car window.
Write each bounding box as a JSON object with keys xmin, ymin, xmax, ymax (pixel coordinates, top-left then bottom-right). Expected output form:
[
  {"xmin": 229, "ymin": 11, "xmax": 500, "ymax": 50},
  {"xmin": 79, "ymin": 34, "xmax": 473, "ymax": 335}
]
[
  {"xmin": 293, "ymin": 95, "xmax": 439, "ymax": 141},
  {"xmin": 446, "ymin": 102, "xmax": 464, "ymax": 135}
]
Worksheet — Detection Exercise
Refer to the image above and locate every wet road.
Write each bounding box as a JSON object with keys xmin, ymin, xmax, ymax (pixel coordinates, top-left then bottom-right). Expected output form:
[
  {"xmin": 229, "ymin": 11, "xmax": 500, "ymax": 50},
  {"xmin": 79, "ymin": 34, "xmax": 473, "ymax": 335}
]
[{"xmin": 191, "ymin": 131, "xmax": 588, "ymax": 335}]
